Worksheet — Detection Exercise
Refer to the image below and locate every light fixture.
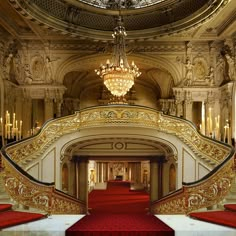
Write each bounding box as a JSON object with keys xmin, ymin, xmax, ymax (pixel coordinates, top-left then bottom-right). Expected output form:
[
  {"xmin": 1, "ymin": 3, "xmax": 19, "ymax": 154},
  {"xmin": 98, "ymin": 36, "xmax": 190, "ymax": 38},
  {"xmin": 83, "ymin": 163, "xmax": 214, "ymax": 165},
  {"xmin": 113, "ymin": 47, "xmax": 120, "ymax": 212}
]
[
  {"xmin": 0, "ymin": 111, "xmax": 23, "ymax": 146},
  {"xmin": 95, "ymin": 17, "xmax": 141, "ymax": 98}
]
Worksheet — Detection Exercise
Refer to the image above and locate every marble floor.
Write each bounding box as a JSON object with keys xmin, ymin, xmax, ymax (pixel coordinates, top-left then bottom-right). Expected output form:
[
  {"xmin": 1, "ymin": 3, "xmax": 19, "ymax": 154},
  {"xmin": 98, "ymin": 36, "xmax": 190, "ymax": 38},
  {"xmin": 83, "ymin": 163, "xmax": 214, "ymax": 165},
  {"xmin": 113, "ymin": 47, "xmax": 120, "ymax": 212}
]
[{"xmin": 1, "ymin": 214, "xmax": 235, "ymax": 236}]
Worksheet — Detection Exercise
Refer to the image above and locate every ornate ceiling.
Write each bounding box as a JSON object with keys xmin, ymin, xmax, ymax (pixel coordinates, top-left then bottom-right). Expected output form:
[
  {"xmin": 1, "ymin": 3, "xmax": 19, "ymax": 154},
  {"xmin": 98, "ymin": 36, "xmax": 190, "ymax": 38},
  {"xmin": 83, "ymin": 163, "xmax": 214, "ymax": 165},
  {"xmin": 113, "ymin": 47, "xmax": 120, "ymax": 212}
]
[
  {"xmin": 3, "ymin": 0, "xmax": 236, "ymax": 42},
  {"xmin": 0, "ymin": 0, "xmax": 235, "ymax": 104}
]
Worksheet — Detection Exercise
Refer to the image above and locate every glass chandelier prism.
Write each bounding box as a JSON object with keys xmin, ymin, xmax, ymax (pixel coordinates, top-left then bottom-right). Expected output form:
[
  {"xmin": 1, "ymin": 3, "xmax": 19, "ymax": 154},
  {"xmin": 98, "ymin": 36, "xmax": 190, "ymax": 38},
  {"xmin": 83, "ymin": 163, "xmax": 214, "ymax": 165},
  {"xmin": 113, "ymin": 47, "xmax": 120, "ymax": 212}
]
[{"xmin": 95, "ymin": 17, "xmax": 141, "ymax": 97}]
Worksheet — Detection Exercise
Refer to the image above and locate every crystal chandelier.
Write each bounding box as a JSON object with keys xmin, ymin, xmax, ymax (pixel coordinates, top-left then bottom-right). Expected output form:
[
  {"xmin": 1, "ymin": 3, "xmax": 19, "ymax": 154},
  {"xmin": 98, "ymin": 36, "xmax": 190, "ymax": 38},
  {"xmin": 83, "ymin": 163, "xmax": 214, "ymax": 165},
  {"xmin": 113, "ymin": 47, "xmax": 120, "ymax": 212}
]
[{"xmin": 95, "ymin": 17, "xmax": 141, "ymax": 97}]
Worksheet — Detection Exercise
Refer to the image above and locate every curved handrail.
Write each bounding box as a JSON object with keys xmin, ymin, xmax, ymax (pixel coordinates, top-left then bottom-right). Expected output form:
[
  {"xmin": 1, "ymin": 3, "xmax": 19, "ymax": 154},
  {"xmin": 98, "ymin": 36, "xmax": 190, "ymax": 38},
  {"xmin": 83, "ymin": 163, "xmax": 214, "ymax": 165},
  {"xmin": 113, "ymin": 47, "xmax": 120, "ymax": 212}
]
[
  {"xmin": 1, "ymin": 113, "xmax": 85, "ymax": 214},
  {"xmin": 1, "ymin": 105, "xmax": 234, "ymax": 214}
]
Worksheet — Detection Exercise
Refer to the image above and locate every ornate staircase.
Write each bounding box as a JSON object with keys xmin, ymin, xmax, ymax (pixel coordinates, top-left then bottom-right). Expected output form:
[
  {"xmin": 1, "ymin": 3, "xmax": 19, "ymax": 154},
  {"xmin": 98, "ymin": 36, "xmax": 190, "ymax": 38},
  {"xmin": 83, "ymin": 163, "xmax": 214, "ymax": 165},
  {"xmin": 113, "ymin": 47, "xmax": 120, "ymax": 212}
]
[{"xmin": 0, "ymin": 105, "xmax": 235, "ymax": 215}]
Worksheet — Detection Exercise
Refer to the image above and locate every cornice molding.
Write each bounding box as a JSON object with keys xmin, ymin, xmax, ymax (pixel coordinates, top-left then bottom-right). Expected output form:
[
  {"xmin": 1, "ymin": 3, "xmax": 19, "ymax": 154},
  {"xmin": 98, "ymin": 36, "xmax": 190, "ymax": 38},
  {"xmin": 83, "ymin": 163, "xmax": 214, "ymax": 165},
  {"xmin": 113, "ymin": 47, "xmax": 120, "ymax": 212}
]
[{"xmin": 8, "ymin": 0, "xmax": 231, "ymax": 41}]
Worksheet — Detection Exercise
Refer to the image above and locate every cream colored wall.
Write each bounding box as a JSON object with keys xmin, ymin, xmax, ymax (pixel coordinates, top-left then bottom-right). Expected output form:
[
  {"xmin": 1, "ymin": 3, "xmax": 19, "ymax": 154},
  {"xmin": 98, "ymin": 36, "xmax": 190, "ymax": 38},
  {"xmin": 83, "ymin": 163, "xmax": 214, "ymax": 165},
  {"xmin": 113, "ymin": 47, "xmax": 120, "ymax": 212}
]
[
  {"xmin": 134, "ymin": 83, "xmax": 158, "ymax": 109},
  {"xmin": 22, "ymin": 125, "xmax": 211, "ymax": 195},
  {"xmin": 80, "ymin": 86, "xmax": 101, "ymax": 109},
  {"xmin": 26, "ymin": 148, "xmax": 56, "ymax": 183},
  {"xmin": 182, "ymin": 148, "xmax": 211, "ymax": 183}
]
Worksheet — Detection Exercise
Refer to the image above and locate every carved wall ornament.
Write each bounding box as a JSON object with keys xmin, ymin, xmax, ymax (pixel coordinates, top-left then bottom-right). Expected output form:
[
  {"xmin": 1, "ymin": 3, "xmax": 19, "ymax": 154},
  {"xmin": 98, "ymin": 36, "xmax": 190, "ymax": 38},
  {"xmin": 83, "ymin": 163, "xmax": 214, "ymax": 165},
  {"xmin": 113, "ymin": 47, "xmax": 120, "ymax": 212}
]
[
  {"xmin": 193, "ymin": 57, "xmax": 207, "ymax": 81},
  {"xmin": 31, "ymin": 56, "xmax": 44, "ymax": 82},
  {"xmin": 1, "ymin": 105, "xmax": 234, "ymax": 214},
  {"xmin": 24, "ymin": 64, "xmax": 33, "ymax": 84}
]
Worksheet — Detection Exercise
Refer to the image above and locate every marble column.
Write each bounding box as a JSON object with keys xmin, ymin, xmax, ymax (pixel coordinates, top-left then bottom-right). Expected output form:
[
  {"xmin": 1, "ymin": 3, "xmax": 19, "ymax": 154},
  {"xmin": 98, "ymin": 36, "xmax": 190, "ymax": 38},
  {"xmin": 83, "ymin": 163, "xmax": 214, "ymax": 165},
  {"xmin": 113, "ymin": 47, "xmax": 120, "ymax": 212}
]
[
  {"xmin": 205, "ymin": 101, "xmax": 214, "ymax": 137},
  {"xmin": 150, "ymin": 157, "xmax": 159, "ymax": 203},
  {"xmin": 150, "ymin": 156, "xmax": 166, "ymax": 203},
  {"xmin": 184, "ymin": 100, "xmax": 192, "ymax": 121},
  {"xmin": 56, "ymin": 100, "xmax": 62, "ymax": 118},
  {"xmin": 44, "ymin": 98, "xmax": 54, "ymax": 122},
  {"xmin": 75, "ymin": 161, "xmax": 79, "ymax": 199},
  {"xmin": 96, "ymin": 162, "xmax": 100, "ymax": 183},
  {"xmin": 157, "ymin": 156, "xmax": 166, "ymax": 199},
  {"xmin": 78, "ymin": 156, "xmax": 88, "ymax": 211},
  {"xmin": 101, "ymin": 162, "xmax": 104, "ymax": 183},
  {"xmin": 176, "ymin": 100, "xmax": 183, "ymax": 117}
]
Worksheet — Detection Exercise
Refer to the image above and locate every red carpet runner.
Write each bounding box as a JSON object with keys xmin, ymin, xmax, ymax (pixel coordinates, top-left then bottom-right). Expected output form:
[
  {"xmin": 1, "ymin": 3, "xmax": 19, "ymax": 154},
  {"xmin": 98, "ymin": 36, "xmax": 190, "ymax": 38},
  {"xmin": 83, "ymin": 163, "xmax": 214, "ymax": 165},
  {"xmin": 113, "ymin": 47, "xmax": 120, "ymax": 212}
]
[
  {"xmin": 0, "ymin": 203, "xmax": 12, "ymax": 212},
  {"xmin": 0, "ymin": 204, "xmax": 46, "ymax": 229},
  {"xmin": 189, "ymin": 204, "xmax": 236, "ymax": 229},
  {"xmin": 66, "ymin": 181, "xmax": 174, "ymax": 236}
]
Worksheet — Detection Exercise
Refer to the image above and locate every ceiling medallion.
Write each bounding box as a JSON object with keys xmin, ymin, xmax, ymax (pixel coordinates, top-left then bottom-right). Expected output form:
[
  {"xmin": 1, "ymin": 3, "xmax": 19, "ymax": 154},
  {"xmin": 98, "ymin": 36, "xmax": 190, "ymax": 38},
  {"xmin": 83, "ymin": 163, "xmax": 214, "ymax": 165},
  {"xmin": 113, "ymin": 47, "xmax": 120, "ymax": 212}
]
[
  {"xmin": 80, "ymin": 0, "xmax": 166, "ymax": 9},
  {"xmin": 95, "ymin": 17, "xmax": 141, "ymax": 98}
]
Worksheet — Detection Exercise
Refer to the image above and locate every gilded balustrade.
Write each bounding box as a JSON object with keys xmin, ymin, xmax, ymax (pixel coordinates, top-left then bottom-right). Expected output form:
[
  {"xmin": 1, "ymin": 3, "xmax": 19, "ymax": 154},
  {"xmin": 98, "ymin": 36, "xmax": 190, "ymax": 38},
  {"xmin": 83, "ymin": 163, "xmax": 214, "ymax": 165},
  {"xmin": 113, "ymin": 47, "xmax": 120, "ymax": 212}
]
[
  {"xmin": 152, "ymin": 157, "xmax": 234, "ymax": 214},
  {"xmin": 2, "ymin": 153, "xmax": 86, "ymax": 214},
  {"xmin": 1, "ymin": 105, "xmax": 234, "ymax": 214}
]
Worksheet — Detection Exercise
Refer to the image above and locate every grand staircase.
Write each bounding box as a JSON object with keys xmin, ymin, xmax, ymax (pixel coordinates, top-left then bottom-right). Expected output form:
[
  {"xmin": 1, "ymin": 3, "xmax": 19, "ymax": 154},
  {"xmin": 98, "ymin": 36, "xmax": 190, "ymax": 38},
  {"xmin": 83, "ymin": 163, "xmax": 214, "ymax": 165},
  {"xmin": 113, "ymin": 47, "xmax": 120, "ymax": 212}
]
[{"xmin": 0, "ymin": 105, "xmax": 235, "ymax": 216}]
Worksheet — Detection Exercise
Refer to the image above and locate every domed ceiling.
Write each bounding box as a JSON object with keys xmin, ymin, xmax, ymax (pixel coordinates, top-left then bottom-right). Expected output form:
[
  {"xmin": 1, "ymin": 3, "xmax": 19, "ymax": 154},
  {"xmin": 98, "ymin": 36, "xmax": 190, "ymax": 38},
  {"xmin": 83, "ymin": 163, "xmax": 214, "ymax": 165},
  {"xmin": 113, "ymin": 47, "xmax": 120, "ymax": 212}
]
[
  {"xmin": 79, "ymin": 0, "xmax": 166, "ymax": 9},
  {"xmin": 8, "ymin": 0, "xmax": 229, "ymax": 41}
]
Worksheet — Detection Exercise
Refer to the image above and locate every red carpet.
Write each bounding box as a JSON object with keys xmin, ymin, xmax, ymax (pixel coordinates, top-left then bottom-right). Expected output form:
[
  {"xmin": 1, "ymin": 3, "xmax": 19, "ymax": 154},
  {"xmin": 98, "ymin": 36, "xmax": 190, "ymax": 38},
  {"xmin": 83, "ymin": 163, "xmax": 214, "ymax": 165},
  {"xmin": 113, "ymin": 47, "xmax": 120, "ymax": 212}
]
[
  {"xmin": 0, "ymin": 206, "xmax": 46, "ymax": 229},
  {"xmin": 66, "ymin": 214, "xmax": 174, "ymax": 236},
  {"xmin": 189, "ymin": 204, "xmax": 236, "ymax": 229},
  {"xmin": 224, "ymin": 204, "xmax": 236, "ymax": 212},
  {"xmin": 0, "ymin": 203, "xmax": 12, "ymax": 212},
  {"xmin": 88, "ymin": 181, "xmax": 149, "ymax": 214},
  {"xmin": 66, "ymin": 181, "xmax": 174, "ymax": 236}
]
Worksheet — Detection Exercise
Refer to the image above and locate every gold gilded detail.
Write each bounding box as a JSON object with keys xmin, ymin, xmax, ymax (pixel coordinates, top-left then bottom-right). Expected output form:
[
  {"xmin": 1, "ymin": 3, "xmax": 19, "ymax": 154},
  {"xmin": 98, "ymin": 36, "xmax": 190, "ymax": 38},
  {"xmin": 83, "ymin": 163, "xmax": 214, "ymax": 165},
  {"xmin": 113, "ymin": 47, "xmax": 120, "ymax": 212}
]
[
  {"xmin": 1, "ymin": 105, "xmax": 234, "ymax": 214},
  {"xmin": 2, "ymin": 160, "xmax": 85, "ymax": 214},
  {"xmin": 152, "ymin": 159, "xmax": 235, "ymax": 214}
]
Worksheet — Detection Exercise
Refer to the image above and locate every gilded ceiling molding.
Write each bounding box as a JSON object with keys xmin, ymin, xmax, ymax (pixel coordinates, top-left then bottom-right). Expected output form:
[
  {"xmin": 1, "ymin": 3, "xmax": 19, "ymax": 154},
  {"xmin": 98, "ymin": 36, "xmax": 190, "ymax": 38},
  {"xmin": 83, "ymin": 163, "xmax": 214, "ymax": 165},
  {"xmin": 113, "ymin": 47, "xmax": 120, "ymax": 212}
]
[{"xmin": 8, "ymin": 0, "xmax": 231, "ymax": 41}]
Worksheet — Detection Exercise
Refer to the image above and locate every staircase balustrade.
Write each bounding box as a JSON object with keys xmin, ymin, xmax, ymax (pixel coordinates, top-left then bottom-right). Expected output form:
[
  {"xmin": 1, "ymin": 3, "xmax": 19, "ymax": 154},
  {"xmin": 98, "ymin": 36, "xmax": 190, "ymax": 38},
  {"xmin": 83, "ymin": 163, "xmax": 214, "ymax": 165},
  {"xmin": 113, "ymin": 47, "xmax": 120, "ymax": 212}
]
[{"xmin": 0, "ymin": 105, "xmax": 234, "ymax": 214}]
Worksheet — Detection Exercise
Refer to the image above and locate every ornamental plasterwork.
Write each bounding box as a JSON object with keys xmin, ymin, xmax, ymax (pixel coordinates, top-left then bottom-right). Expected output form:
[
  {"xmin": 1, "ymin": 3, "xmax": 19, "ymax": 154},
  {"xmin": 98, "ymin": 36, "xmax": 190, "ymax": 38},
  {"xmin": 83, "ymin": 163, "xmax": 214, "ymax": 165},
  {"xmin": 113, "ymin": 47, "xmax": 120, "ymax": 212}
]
[
  {"xmin": 193, "ymin": 57, "xmax": 208, "ymax": 81},
  {"xmin": 4, "ymin": 106, "xmax": 230, "ymax": 168},
  {"xmin": 173, "ymin": 87, "xmax": 219, "ymax": 102},
  {"xmin": 63, "ymin": 138, "xmax": 175, "ymax": 158},
  {"xmin": 8, "ymin": 0, "xmax": 231, "ymax": 40},
  {"xmin": 31, "ymin": 55, "xmax": 45, "ymax": 82},
  {"xmin": 19, "ymin": 85, "xmax": 66, "ymax": 100},
  {"xmin": 2, "ymin": 105, "xmax": 234, "ymax": 214},
  {"xmin": 153, "ymin": 158, "xmax": 234, "ymax": 214},
  {"xmin": 2, "ymin": 160, "xmax": 86, "ymax": 214}
]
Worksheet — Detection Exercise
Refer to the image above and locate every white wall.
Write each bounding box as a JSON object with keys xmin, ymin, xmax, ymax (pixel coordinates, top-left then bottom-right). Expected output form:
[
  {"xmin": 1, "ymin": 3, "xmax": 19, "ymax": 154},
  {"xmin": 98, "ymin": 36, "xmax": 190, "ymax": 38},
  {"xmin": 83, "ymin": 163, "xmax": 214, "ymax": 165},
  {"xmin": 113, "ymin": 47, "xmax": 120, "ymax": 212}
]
[{"xmin": 24, "ymin": 126, "xmax": 212, "ymax": 192}]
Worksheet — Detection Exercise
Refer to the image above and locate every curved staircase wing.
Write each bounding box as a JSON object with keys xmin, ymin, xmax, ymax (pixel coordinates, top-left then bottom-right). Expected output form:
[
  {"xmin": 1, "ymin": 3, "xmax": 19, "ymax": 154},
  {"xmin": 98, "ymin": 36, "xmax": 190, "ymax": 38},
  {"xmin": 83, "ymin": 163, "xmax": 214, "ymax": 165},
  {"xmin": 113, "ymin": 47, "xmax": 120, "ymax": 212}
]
[{"xmin": 0, "ymin": 105, "xmax": 235, "ymax": 214}]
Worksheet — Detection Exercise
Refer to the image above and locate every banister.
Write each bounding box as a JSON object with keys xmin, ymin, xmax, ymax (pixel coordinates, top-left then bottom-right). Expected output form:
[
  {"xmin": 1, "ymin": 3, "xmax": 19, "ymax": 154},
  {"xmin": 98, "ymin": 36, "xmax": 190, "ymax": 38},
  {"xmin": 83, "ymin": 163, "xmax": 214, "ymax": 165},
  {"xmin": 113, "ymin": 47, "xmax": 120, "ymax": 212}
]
[{"xmin": 1, "ymin": 105, "xmax": 234, "ymax": 214}]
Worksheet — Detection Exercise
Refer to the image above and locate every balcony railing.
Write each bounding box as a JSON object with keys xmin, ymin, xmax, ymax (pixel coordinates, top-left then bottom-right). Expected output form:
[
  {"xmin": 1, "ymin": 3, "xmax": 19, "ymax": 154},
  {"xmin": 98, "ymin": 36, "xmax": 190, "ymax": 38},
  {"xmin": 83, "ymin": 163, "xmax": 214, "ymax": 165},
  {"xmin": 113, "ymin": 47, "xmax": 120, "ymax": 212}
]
[{"xmin": 1, "ymin": 105, "xmax": 234, "ymax": 214}]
